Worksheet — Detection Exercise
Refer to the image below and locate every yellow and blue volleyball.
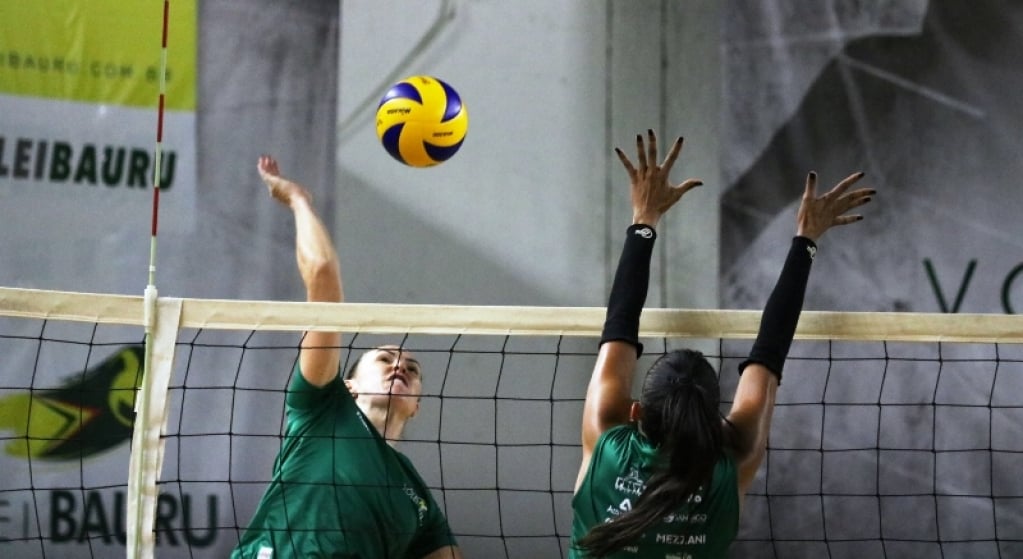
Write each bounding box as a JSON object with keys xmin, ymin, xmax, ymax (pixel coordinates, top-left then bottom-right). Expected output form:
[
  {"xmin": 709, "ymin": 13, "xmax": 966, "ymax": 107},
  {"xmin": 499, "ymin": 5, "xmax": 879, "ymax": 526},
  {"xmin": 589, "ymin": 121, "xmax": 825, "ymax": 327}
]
[{"xmin": 375, "ymin": 75, "xmax": 468, "ymax": 167}]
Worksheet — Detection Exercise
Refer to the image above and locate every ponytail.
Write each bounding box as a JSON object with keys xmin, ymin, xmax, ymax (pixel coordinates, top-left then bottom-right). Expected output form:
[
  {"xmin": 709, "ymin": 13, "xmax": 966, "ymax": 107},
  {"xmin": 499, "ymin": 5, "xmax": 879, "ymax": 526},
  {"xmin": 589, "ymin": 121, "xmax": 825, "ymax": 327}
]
[{"xmin": 576, "ymin": 350, "xmax": 723, "ymax": 557}]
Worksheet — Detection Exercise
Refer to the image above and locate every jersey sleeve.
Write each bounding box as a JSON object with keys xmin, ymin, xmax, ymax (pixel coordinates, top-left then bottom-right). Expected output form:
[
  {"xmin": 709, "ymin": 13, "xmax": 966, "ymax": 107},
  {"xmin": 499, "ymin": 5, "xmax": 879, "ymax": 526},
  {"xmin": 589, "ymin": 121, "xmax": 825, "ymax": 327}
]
[
  {"xmin": 605, "ymin": 424, "xmax": 632, "ymax": 447},
  {"xmin": 590, "ymin": 425, "xmax": 632, "ymax": 464},
  {"xmin": 574, "ymin": 425, "xmax": 634, "ymax": 503},
  {"xmin": 400, "ymin": 455, "xmax": 458, "ymax": 558},
  {"xmin": 285, "ymin": 362, "xmax": 353, "ymax": 413},
  {"xmin": 408, "ymin": 491, "xmax": 457, "ymax": 558}
]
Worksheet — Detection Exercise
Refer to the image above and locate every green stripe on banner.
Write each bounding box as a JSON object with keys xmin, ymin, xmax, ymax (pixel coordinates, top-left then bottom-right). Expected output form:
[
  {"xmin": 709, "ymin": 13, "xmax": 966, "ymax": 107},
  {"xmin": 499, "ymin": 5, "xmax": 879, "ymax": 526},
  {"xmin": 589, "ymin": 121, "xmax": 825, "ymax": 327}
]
[{"xmin": 0, "ymin": 0, "xmax": 196, "ymax": 110}]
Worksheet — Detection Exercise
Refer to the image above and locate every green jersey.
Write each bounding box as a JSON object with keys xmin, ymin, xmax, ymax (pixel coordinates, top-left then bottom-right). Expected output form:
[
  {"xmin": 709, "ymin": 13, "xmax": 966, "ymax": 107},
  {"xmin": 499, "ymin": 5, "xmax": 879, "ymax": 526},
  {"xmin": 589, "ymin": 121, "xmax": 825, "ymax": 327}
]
[
  {"xmin": 232, "ymin": 367, "xmax": 456, "ymax": 559},
  {"xmin": 571, "ymin": 425, "xmax": 739, "ymax": 559}
]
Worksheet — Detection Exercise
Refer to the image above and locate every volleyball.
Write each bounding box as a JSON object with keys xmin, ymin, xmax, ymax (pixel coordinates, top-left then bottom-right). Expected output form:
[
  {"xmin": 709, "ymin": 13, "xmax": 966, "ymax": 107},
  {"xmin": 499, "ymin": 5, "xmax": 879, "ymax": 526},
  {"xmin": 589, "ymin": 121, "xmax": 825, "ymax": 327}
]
[{"xmin": 375, "ymin": 75, "xmax": 468, "ymax": 167}]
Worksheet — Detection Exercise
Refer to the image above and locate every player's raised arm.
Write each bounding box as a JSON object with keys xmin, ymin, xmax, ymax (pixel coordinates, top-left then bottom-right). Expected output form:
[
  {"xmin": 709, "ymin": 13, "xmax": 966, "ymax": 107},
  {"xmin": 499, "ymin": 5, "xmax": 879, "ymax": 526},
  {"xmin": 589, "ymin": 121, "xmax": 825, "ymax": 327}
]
[
  {"xmin": 576, "ymin": 130, "xmax": 702, "ymax": 489},
  {"xmin": 727, "ymin": 170, "xmax": 874, "ymax": 500},
  {"xmin": 258, "ymin": 155, "xmax": 342, "ymax": 387}
]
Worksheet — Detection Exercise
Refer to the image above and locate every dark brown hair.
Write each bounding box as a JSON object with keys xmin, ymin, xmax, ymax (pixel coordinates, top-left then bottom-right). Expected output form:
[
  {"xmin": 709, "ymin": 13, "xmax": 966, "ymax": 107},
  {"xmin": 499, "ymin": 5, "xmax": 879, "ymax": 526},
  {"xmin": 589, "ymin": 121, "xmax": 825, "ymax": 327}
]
[{"xmin": 577, "ymin": 349, "xmax": 724, "ymax": 557}]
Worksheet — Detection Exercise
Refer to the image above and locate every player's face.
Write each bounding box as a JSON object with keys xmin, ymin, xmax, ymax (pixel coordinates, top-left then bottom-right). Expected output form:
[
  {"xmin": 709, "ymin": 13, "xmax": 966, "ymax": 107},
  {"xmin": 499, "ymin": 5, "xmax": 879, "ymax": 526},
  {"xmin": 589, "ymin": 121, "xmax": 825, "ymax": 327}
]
[{"xmin": 350, "ymin": 346, "xmax": 423, "ymax": 417}]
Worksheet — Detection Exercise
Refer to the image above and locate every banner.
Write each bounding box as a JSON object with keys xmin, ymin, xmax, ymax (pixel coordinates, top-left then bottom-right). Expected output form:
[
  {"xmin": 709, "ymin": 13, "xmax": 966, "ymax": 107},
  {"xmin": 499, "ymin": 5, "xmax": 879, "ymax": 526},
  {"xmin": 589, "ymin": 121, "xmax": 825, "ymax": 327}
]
[
  {"xmin": 720, "ymin": 1, "xmax": 1023, "ymax": 555},
  {"xmin": 0, "ymin": 1, "xmax": 198, "ymax": 557},
  {"xmin": 720, "ymin": 1, "xmax": 1022, "ymax": 316},
  {"xmin": 0, "ymin": 0, "xmax": 197, "ymax": 292}
]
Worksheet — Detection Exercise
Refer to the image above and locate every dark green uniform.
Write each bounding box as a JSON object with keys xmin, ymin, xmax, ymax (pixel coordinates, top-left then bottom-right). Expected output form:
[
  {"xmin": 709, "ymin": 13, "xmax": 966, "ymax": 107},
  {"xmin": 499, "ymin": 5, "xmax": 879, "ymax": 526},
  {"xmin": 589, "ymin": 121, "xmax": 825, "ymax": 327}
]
[
  {"xmin": 232, "ymin": 367, "xmax": 456, "ymax": 559},
  {"xmin": 571, "ymin": 425, "xmax": 739, "ymax": 559}
]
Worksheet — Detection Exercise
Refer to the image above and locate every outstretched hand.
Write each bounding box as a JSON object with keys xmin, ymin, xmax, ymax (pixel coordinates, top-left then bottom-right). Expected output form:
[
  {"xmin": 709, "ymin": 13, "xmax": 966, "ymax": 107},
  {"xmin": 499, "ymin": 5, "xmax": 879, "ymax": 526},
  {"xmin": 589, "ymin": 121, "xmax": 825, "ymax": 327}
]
[
  {"xmin": 615, "ymin": 129, "xmax": 703, "ymax": 227},
  {"xmin": 796, "ymin": 171, "xmax": 875, "ymax": 242},
  {"xmin": 258, "ymin": 155, "xmax": 311, "ymax": 208}
]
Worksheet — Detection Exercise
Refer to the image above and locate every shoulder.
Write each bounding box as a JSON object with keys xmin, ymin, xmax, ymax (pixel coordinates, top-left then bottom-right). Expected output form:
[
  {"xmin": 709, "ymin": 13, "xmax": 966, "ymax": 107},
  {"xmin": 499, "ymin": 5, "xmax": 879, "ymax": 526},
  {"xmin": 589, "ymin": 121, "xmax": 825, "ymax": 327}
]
[
  {"xmin": 589, "ymin": 424, "xmax": 647, "ymax": 467},
  {"xmin": 715, "ymin": 451, "xmax": 738, "ymax": 478},
  {"xmin": 286, "ymin": 363, "xmax": 349, "ymax": 413},
  {"xmin": 706, "ymin": 452, "xmax": 740, "ymax": 506},
  {"xmin": 600, "ymin": 423, "xmax": 638, "ymax": 444},
  {"xmin": 394, "ymin": 450, "xmax": 433, "ymax": 487},
  {"xmin": 288, "ymin": 362, "xmax": 340, "ymax": 391},
  {"xmin": 721, "ymin": 416, "xmax": 744, "ymax": 454},
  {"xmin": 394, "ymin": 450, "xmax": 418, "ymax": 471}
]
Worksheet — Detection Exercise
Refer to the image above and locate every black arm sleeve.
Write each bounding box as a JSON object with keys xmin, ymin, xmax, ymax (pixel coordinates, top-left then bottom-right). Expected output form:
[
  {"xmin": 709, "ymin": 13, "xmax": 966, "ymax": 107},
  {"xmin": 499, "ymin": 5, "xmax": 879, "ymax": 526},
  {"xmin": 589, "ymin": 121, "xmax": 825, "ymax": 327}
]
[
  {"xmin": 738, "ymin": 236, "xmax": 817, "ymax": 382},
  {"xmin": 599, "ymin": 224, "xmax": 657, "ymax": 357}
]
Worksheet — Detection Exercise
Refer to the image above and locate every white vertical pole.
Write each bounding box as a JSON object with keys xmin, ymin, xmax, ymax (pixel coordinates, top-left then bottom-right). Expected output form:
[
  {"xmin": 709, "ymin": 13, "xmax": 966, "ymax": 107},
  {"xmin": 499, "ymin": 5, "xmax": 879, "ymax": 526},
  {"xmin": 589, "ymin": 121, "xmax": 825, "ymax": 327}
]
[{"xmin": 127, "ymin": 294, "xmax": 181, "ymax": 559}]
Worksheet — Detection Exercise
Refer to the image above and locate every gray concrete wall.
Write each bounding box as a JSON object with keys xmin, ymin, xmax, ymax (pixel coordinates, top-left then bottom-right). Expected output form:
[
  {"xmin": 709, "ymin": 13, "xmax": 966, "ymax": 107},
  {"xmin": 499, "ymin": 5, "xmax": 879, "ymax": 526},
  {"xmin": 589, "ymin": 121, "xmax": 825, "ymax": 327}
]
[{"xmin": 335, "ymin": 0, "xmax": 720, "ymax": 310}]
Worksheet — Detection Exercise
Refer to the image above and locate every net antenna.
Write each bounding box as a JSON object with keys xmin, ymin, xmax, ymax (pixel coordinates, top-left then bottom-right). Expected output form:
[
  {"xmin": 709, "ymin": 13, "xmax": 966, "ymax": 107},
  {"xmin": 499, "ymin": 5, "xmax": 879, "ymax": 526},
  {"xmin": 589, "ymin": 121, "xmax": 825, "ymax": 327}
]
[{"xmin": 126, "ymin": 2, "xmax": 182, "ymax": 558}]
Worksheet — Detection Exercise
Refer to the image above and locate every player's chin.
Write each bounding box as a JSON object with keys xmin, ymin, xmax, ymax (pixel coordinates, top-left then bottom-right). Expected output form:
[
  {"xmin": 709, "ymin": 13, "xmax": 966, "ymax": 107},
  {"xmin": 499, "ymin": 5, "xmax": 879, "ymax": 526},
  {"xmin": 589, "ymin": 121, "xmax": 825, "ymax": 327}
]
[
  {"xmin": 383, "ymin": 393, "xmax": 419, "ymax": 416},
  {"xmin": 378, "ymin": 386, "xmax": 415, "ymax": 402}
]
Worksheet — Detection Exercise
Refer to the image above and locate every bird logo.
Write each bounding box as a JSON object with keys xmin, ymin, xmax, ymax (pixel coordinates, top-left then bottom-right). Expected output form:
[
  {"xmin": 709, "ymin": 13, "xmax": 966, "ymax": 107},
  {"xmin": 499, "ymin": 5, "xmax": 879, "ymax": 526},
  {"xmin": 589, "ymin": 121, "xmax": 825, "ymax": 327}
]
[{"xmin": 0, "ymin": 346, "xmax": 144, "ymax": 461}]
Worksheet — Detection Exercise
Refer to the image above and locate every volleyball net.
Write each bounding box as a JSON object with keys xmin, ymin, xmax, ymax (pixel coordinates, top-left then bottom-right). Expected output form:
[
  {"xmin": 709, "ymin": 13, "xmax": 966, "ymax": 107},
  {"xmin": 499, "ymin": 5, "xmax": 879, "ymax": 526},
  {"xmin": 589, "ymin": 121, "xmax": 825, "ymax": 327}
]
[{"xmin": 1, "ymin": 286, "xmax": 1022, "ymax": 558}]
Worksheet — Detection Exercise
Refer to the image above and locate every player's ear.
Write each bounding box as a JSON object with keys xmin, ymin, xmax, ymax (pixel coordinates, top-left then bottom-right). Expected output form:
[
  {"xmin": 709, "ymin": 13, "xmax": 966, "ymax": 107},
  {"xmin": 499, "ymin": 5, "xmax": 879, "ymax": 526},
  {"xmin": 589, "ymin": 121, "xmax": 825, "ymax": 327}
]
[
  {"xmin": 629, "ymin": 401, "xmax": 643, "ymax": 423},
  {"xmin": 344, "ymin": 379, "xmax": 358, "ymax": 398}
]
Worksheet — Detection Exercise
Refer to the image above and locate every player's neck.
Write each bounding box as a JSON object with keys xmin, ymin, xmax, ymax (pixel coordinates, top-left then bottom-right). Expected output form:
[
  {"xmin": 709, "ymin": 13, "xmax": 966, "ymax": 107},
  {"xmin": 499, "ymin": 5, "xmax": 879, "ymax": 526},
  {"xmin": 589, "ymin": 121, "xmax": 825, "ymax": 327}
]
[{"xmin": 358, "ymin": 401, "xmax": 408, "ymax": 445}]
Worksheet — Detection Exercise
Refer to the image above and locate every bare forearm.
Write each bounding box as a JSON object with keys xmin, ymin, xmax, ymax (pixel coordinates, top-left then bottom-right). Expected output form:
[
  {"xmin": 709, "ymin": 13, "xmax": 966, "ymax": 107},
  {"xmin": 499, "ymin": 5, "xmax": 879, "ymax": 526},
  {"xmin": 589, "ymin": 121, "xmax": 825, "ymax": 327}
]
[
  {"xmin": 421, "ymin": 545, "xmax": 462, "ymax": 559},
  {"xmin": 291, "ymin": 197, "xmax": 343, "ymax": 303},
  {"xmin": 728, "ymin": 364, "xmax": 779, "ymax": 493}
]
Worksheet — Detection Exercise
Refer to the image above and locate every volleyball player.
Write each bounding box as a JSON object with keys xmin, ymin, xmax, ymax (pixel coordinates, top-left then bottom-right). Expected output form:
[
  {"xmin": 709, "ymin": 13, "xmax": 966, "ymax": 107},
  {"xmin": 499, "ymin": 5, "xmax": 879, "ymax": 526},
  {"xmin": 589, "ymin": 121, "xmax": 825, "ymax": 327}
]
[
  {"xmin": 231, "ymin": 156, "xmax": 462, "ymax": 559},
  {"xmin": 571, "ymin": 130, "xmax": 873, "ymax": 557}
]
